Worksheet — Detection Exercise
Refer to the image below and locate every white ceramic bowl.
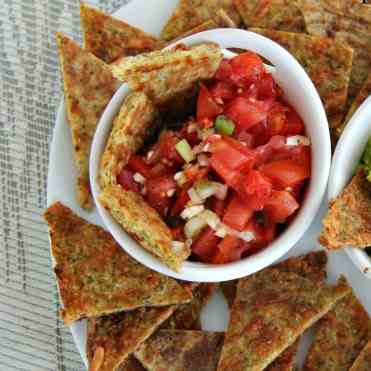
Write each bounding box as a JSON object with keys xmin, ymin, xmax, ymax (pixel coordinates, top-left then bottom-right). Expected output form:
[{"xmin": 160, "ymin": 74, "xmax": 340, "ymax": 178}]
[
  {"xmin": 90, "ymin": 29, "xmax": 331, "ymax": 282},
  {"xmin": 328, "ymin": 96, "xmax": 371, "ymax": 279}
]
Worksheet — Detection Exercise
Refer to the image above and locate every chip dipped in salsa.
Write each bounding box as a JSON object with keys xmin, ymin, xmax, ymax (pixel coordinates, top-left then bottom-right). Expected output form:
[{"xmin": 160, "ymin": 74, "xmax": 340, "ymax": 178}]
[{"xmin": 117, "ymin": 51, "xmax": 311, "ymax": 264}]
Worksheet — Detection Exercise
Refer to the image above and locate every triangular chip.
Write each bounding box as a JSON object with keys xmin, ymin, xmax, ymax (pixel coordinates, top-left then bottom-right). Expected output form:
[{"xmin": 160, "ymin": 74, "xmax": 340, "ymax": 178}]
[
  {"xmin": 43, "ymin": 202, "xmax": 192, "ymax": 325},
  {"xmin": 87, "ymin": 306, "xmax": 175, "ymax": 371},
  {"xmin": 118, "ymin": 356, "xmax": 145, "ymax": 371},
  {"xmin": 303, "ymin": 0, "xmax": 371, "ymax": 110},
  {"xmin": 221, "ymin": 251, "xmax": 328, "ymax": 307},
  {"xmin": 161, "ymin": 283, "xmax": 217, "ymax": 330},
  {"xmin": 99, "ymin": 185, "xmax": 190, "ymax": 272},
  {"xmin": 160, "ymin": 0, "xmax": 240, "ymax": 41},
  {"xmin": 303, "ymin": 281, "xmax": 371, "ymax": 371},
  {"xmin": 80, "ymin": 2, "xmax": 160, "ymax": 63},
  {"xmin": 135, "ymin": 330, "xmax": 224, "ymax": 371},
  {"xmin": 221, "ymin": 251, "xmax": 327, "ymax": 371},
  {"xmin": 349, "ymin": 340, "xmax": 371, "ymax": 371},
  {"xmin": 56, "ymin": 33, "xmax": 121, "ymax": 209},
  {"xmin": 249, "ymin": 28, "xmax": 354, "ymax": 128},
  {"xmin": 337, "ymin": 71, "xmax": 371, "ymax": 136},
  {"xmin": 111, "ymin": 43, "xmax": 223, "ymax": 105},
  {"xmin": 99, "ymin": 92, "xmax": 157, "ymax": 190},
  {"xmin": 217, "ymin": 269, "xmax": 350, "ymax": 371},
  {"xmin": 319, "ymin": 171, "xmax": 371, "ymax": 250},
  {"xmin": 171, "ymin": 19, "xmax": 219, "ymax": 43},
  {"xmin": 235, "ymin": 0, "xmax": 306, "ymax": 32}
]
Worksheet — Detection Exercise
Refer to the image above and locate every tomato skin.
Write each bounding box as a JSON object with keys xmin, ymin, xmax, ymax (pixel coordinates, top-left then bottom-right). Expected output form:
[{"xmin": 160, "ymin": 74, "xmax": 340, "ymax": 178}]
[
  {"xmin": 171, "ymin": 226, "xmax": 185, "ymax": 241},
  {"xmin": 146, "ymin": 176, "xmax": 176, "ymax": 216},
  {"xmin": 216, "ymin": 59, "xmax": 233, "ymax": 81},
  {"xmin": 117, "ymin": 168, "xmax": 140, "ymax": 192},
  {"xmin": 197, "ymin": 84, "xmax": 222, "ymax": 122},
  {"xmin": 225, "ymin": 97, "xmax": 271, "ymax": 131},
  {"xmin": 171, "ymin": 188, "xmax": 190, "ymax": 216},
  {"xmin": 148, "ymin": 131, "xmax": 183, "ymax": 165},
  {"xmin": 260, "ymin": 159, "xmax": 310, "ymax": 188},
  {"xmin": 212, "ymin": 235, "xmax": 244, "ymax": 264},
  {"xmin": 264, "ymin": 190, "xmax": 299, "ymax": 223},
  {"xmin": 223, "ymin": 195, "xmax": 254, "ymax": 231},
  {"xmin": 237, "ymin": 130, "xmax": 255, "ymax": 148},
  {"xmin": 242, "ymin": 170, "xmax": 272, "ymax": 210},
  {"xmin": 285, "ymin": 107, "xmax": 305, "ymax": 135},
  {"xmin": 257, "ymin": 73, "xmax": 277, "ymax": 99},
  {"xmin": 209, "ymin": 155, "xmax": 243, "ymax": 189},
  {"xmin": 191, "ymin": 227, "xmax": 221, "ymax": 262},
  {"xmin": 128, "ymin": 155, "xmax": 152, "ymax": 178},
  {"xmin": 229, "ymin": 52, "xmax": 265, "ymax": 87},
  {"xmin": 210, "ymin": 80, "xmax": 235, "ymax": 101}
]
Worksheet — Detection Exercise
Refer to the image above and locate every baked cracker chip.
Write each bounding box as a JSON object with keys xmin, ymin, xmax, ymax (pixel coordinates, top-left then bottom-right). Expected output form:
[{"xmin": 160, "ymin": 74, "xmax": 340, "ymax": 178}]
[
  {"xmin": 99, "ymin": 185, "xmax": 190, "ymax": 272},
  {"xmin": 349, "ymin": 340, "xmax": 371, "ymax": 371},
  {"xmin": 80, "ymin": 2, "xmax": 160, "ymax": 63},
  {"xmin": 266, "ymin": 341, "xmax": 299, "ymax": 371},
  {"xmin": 44, "ymin": 202, "xmax": 192, "ymax": 325},
  {"xmin": 303, "ymin": 0, "xmax": 371, "ymax": 110},
  {"xmin": 56, "ymin": 33, "xmax": 121, "ymax": 210},
  {"xmin": 217, "ymin": 269, "xmax": 350, "ymax": 371},
  {"xmin": 118, "ymin": 356, "xmax": 145, "ymax": 371},
  {"xmin": 303, "ymin": 280, "xmax": 371, "ymax": 371},
  {"xmin": 135, "ymin": 330, "xmax": 224, "ymax": 371},
  {"xmin": 249, "ymin": 28, "xmax": 354, "ymax": 126},
  {"xmin": 111, "ymin": 43, "xmax": 223, "ymax": 105},
  {"xmin": 221, "ymin": 251, "xmax": 328, "ymax": 307},
  {"xmin": 160, "ymin": 0, "xmax": 240, "ymax": 41},
  {"xmin": 161, "ymin": 283, "xmax": 218, "ymax": 330},
  {"xmin": 319, "ymin": 171, "xmax": 371, "ymax": 250},
  {"xmin": 234, "ymin": 0, "xmax": 306, "ymax": 32},
  {"xmin": 87, "ymin": 306, "xmax": 175, "ymax": 371},
  {"xmin": 99, "ymin": 92, "xmax": 157, "ymax": 190}
]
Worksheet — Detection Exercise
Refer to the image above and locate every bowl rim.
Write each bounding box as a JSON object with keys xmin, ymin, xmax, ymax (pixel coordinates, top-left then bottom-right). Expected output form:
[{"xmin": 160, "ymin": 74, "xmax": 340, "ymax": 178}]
[
  {"xmin": 90, "ymin": 28, "xmax": 331, "ymax": 282},
  {"xmin": 328, "ymin": 95, "xmax": 371, "ymax": 279}
]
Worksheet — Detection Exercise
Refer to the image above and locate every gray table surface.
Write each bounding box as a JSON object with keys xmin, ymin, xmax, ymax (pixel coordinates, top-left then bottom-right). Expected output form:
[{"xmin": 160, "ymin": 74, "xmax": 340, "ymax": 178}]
[{"xmin": 0, "ymin": 1, "xmax": 129, "ymax": 370}]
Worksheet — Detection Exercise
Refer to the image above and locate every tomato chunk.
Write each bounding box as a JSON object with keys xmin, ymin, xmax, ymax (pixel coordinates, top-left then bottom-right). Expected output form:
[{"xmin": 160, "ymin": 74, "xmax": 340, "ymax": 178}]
[
  {"xmin": 171, "ymin": 188, "xmax": 190, "ymax": 216},
  {"xmin": 264, "ymin": 190, "xmax": 299, "ymax": 223},
  {"xmin": 209, "ymin": 197, "xmax": 227, "ymax": 218},
  {"xmin": 128, "ymin": 155, "xmax": 152, "ymax": 178},
  {"xmin": 209, "ymin": 155, "xmax": 243, "ymax": 188},
  {"xmin": 226, "ymin": 97, "xmax": 271, "ymax": 131},
  {"xmin": 197, "ymin": 84, "xmax": 222, "ymax": 122},
  {"xmin": 210, "ymin": 80, "xmax": 235, "ymax": 101},
  {"xmin": 242, "ymin": 170, "xmax": 272, "ymax": 210},
  {"xmin": 260, "ymin": 159, "xmax": 310, "ymax": 188},
  {"xmin": 117, "ymin": 168, "xmax": 140, "ymax": 192},
  {"xmin": 223, "ymin": 195, "xmax": 254, "ymax": 231},
  {"xmin": 212, "ymin": 235, "xmax": 244, "ymax": 264},
  {"xmin": 229, "ymin": 52, "xmax": 264, "ymax": 87},
  {"xmin": 192, "ymin": 227, "xmax": 221, "ymax": 262},
  {"xmin": 146, "ymin": 176, "xmax": 176, "ymax": 216}
]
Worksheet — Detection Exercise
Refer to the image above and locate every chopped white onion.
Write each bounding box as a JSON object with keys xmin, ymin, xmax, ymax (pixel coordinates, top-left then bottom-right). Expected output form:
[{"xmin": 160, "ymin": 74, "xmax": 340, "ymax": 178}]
[
  {"xmin": 174, "ymin": 171, "xmax": 187, "ymax": 187},
  {"xmin": 167, "ymin": 189, "xmax": 176, "ymax": 197},
  {"xmin": 171, "ymin": 241, "xmax": 186, "ymax": 253},
  {"xmin": 238, "ymin": 231, "xmax": 255, "ymax": 242},
  {"xmin": 133, "ymin": 172, "xmax": 146, "ymax": 184},
  {"xmin": 187, "ymin": 187, "xmax": 203, "ymax": 205},
  {"xmin": 215, "ymin": 226, "xmax": 228, "ymax": 238},
  {"xmin": 213, "ymin": 183, "xmax": 228, "ymax": 200},
  {"xmin": 146, "ymin": 150, "xmax": 154, "ymax": 161},
  {"xmin": 286, "ymin": 135, "xmax": 310, "ymax": 146},
  {"xmin": 184, "ymin": 215, "xmax": 208, "ymax": 239},
  {"xmin": 180, "ymin": 205, "xmax": 205, "ymax": 220},
  {"xmin": 199, "ymin": 210, "xmax": 220, "ymax": 230}
]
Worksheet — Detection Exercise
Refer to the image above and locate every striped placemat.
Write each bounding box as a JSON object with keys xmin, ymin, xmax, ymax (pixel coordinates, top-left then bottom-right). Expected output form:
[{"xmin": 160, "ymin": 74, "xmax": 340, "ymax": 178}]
[{"xmin": 0, "ymin": 1, "xmax": 129, "ymax": 370}]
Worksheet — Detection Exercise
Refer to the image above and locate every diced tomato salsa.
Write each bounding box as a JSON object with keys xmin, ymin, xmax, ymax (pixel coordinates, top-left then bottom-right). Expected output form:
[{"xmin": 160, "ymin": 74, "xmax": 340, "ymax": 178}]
[{"xmin": 116, "ymin": 51, "xmax": 311, "ymax": 265}]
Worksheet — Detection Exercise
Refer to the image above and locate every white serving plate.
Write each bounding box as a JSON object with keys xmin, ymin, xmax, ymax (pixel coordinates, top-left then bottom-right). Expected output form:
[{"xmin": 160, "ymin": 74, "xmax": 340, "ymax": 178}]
[{"xmin": 47, "ymin": 0, "xmax": 371, "ymax": 368}]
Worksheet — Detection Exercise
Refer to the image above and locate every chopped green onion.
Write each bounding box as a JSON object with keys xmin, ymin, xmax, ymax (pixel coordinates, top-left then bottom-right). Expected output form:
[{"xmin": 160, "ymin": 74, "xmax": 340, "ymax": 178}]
[
  {"xmin": 215, "ymin": 115, "xmax": 235, "ymax": 135},
  {"xmin": 175, "ymin": 139, "xmax": 195, "ymax": 163}
]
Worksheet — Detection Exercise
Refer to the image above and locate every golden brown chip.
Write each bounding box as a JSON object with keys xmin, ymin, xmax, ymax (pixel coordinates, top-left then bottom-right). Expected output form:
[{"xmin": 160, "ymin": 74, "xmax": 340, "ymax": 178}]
[
  {"xmin": 235, "ymin": 0, "xmax": 306, "ymax": 32},
  {"xmin": 99, "ymin": 185, "xmax": 190, "ymax": 272},
  {"xmin": 135, "ymin": 330, "xmax": 224, "ymax": 371},
  {"xmin": 99, "ymin": 92, "xmax": 157, "ymax": 190},
  {"xmin": 303, "ymin": 0, "xmax": 371, "ymax": 110},
  {"xmin": 337, "ymin": 71, "xmax": 371, "ymax": 136},
  {"xmin": 349, "ymin": 340, "xmax": 371, "ymax": 371},
  {"xmin": 221, "ymin": 251, "xmax": 328, "ymax": 307},
  {"xmin": 161, "ymin": 283, "xmax": 218, "ymax": 330},
  {"xmin": 80, "ymin": 2, "xmax": 159, "ymax": 63},
  {"xmin": 217, "ymin": 269, "xmax": 350, "ymax": 371},
  {"xmin": 160, "ymin": 0, "xmax": 240, "ymax": 41},
  {"xmin": 55, "ymin": 33, "xmax": 121, "ymax": 210},
  {"xmin": 43, "ymin": 202, "xmax": 192, "ymax": 325},
  {"xmin": 319, "ymin": 171, "xmax": 371, "ymax": 250},
  {"xmin": 303, "ymin": 282, "xmax": 371, "ymax": 371},
  {"xmin": 249, "ymin": 28, "xmax": 354, "ymax": 125},
  {"xmin": 118, "ymin": 356, "xmax": 145, "ymax": 371},
  {"xmin": 87, "ymin": 306, "xmax": 175, "ymax": 371},
  {"xmin": 111, "ymin": 43, "xmax": 223, "ymax": 105},
  {"xmin": 266, "ymin": 341, "xmax": 299, "ymax": 371}
]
